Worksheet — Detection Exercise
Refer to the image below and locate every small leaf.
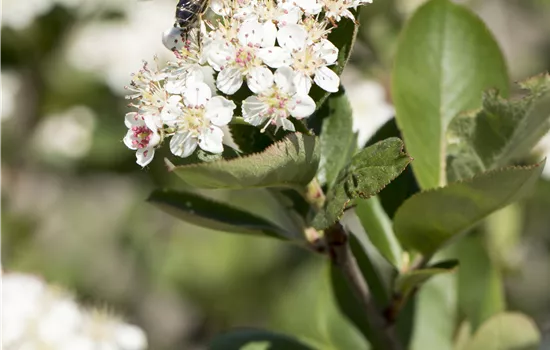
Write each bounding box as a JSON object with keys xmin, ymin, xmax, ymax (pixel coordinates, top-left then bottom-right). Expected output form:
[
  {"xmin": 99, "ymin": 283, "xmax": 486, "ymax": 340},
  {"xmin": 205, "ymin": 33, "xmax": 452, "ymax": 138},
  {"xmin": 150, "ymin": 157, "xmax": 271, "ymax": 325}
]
[
  {"xmin": 356, "ymin": 197, "xmax": 403, "ymax": 268},
  {"xmin": 312, "ymin": 138, "xmax": 412, "ymax": 230},
  {"xmin": 318, "ymin": 89, "xmax": 357, "ymax": 188},
  {"xmin": 392, "ymin": 0, "xmax": 509, "ymax": 189},
  {"xmin": 394, "ymin": 161, "xmax": 545, "ymax": 256},
  {"xmin": 463, "ymin": 313, "xmax": 541, "ymax": 350},
  {"xmin": 447, "ymin": 73, "xmax": 550, "ymax": 182},
  {"xmin": 148, "ymin": 189, "xmax": 293, "ymax": 239},
  {"xmin": 366, "ymin": 118, "xmax": 421, "ymax": 218},
  {"xmin": 171, "ymin": 133, "xmax": 320, "ymax": 190},
  {"xmin": 210, "ymin": 329, "xmax": 314, "ymax": 350},
  {"xmin": 395, "ymin": 260, "xmax": 458, "ymax": 301}
]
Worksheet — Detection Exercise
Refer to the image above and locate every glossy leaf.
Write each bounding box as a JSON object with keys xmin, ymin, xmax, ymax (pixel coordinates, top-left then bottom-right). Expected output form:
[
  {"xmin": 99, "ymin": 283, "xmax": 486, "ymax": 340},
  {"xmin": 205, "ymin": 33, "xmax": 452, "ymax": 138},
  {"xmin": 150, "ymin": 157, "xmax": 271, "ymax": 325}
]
[
  {"xmin": 170, "ymin": 133, "xmax": 320, "ymax": 190},
  {"xmin": 395, "ymin": 260, "xmax": 458, "ymax": 301},
  {"xmin": 270, "ymin": 258, "xmax": 369, "ymax": 350},
  {"xmin": 394, "ymin": 161, "xmax": 545, "ymax": 256},
  {"xmin": 312, "ymin": 138, "xmax": 412, "ymax": 230},
  {"xmin": 463, "ymin": 313, "xmax": 541, "ymax": 350},
  {"xmin": 392, "ymin": 0, "xmax": 509, "ymax": 189},
  {"xmin": 210, "ymin": 329, "xmax": 314, "ymax": 350},
  {"xmin": 356, "ymin": 197, "xmax": 403, "ymax": 268},
  {"xmin": 447, "ymin": 73, "xmax": 550, "ymax": 181},
  {"xmin": 319, "ymin": 90, "xmax": 357, "ymax": 188},
  {"xmin": 148, "ymin": 189, "xmax": 293, "ymax": 239},
  {"xmin": 445, "ymin": 232, "xmax": 505, "ymax": 331}
]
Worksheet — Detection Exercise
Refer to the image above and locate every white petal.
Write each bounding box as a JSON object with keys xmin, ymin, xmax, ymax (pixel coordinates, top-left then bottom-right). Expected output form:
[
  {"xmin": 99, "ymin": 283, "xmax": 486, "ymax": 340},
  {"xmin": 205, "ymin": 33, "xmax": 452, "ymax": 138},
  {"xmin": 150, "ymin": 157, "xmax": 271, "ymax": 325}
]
[
  {"xmin": 314, "ymin": 39, "xmax": 339, "ymax": 65},
  {"xmin": 238, "ymin": 20, "xmax": 264, "ymax": 46},
  {"xmin": 276, "ymin": 6, "xmax": 302, "ymax": 25},
  {"xmin": 293, "ymin": 0, "xmax": 323, "ymax": 14},
  {"xmin": 207, "ymin": 42, "xmax": 235, "ymax": 71},
  {"xmin": 199, "ymin": 127, "xmax": 224, "ymax": 154},
  {"xmin": 210, "ymin": 0, "xmax": 231, "ymax": 16},
  {"xmin": 124, "ymin": 112, "xmax": 142, "ymax": 128},
  {"xmin": 260, "ymin": 21, "xmax": 277, "ymax": 48},
  {"xmin": 242, "ymin": 96, "xmax": 268, "ymax": 125},
  {"xmin": 136, "ymin": 147, "xmax": 155, "ymax": 167},
  {"xmin": 276, "ymin": 24, "xmax": 307, "ymax": 51},
  {"xmin": 288, "ymin": 94, "xmax": 316, "ymax": 119},
  {"xmin": 257, "ymin": 47, "xmax": 292, "ymax": 68},
  {"xmin": 183, "ymin": 82, "xmax": 212, "ymax": 107},
  {"xmin": 161, "ymin": 95, "xmax": 183, "ymax": 123},
  {"xmin": 274, "ymin": 67, "xmax": 296, "ymax": 94},
  {"xmin": 314, "ymin": 66, "xmax": 340, "ymax": 93},
  {"xmin": 216, "ymin": 67, "xmax": 244, "ymax": 95},
  {"xmin": 246, "ymin": 66, "xmax": 274, "ymax": 94},
  {"xmin": 123, "ymin": 130, "xmax": 136, "ymax": 150},
  {"xmin": 170, "ymin": 132, "xmax": 198, "ymax": 158},
  {"xmin": 278, "ymin": 118, "xmax": 296, "ymax": 132},
  {"xmin": 205, "ymin": 96, "xmax": 236, "ymax": 126},
  {"xmin": 293, "ymin": 72, "xmax": 313, "ymax": 95}
]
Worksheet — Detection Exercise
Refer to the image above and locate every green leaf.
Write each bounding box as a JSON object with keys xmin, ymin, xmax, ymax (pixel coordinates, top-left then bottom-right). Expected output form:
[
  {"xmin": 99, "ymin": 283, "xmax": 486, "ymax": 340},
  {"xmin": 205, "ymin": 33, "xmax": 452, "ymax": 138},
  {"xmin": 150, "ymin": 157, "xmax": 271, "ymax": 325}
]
[
  {"xmin": 394, "ymin": 161, "xmax": 545, "ymax": 256},
  {"xmin": 171, "ymin": 133, "xmax": 320, "ymax": 190},
  {"xmin": 311, "ymin": 13, "xmax": 360, "ymax": 110},
  {"xmin": 447, "ymin": 73, "xmax": 550, "ymax": 182},
  {"xmin": 270, "ymin": 258, "xmax": 369, "ymax": 350},
  {"xmin": 392, "ymin": 0, "xmax": 509, "ymax": 189},
  {"xmin": 463, "ymin": 313, "xmax": 541, "ymax": 350},
  {"xmin": 210, "ymin": 329, "xmax": 314, "ymax": 350},
  {"xmin": 319, "ymin": 90, "xmax": 357, "ymax": 189},
  {"xmin": 148, "ymin": 189, "xmax": 293, "ymax": 239},
  {"xmin": 409, "ymin": 274, "xmax": 457, "ymax": 350},
  {"xmin": 312, "ymin": 138, "xmax": 412, "ymax": 230},
  {"xmin": 395, "ymin": 260, "xmax": 458, "ymax": 301},
  {"xmin": 447, "ymin": 233, "xmax": 505, "ymax": 331},
  {"xmin": 365, "ymin": 118, "xmax": 420, "ymax": 218},
  {"xmin": 356, "ymin": 197, "xmax": 403, "ymax": 268}
]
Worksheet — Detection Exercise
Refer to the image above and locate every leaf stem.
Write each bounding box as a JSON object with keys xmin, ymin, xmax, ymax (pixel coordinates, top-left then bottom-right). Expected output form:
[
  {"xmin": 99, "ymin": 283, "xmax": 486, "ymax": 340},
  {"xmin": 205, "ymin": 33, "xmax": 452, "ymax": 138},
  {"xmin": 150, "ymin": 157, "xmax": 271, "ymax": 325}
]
[{"xmin": 325, "ymin": 223, "xmax": 403, "ymax": 350}]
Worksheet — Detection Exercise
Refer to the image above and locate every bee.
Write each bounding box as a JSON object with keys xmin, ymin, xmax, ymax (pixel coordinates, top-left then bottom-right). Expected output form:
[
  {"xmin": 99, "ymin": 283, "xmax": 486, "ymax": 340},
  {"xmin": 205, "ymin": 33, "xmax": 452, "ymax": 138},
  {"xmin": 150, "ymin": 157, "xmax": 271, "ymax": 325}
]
[{"xmin": 174, "ymin": 0, "xmax": 209, "ymax": 29}]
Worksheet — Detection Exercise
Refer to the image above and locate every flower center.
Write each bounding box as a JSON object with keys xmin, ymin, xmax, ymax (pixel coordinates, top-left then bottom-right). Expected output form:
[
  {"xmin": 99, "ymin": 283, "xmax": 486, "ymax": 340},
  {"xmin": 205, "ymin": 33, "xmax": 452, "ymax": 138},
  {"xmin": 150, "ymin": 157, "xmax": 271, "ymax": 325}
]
[
  {"xmin": 292, "ymin": 47, "xmax": 323, "ymax": 75},
  {"xmin": 131, "ymin": 126, "xmax": 153, "ymax": 149},
  {"xmin": 179, "ymin": 106, "xmax": 209, "ymax": 135},
  {"xmin": 234, "ymin": 46, "xmax": 259, "ymax": 70}
]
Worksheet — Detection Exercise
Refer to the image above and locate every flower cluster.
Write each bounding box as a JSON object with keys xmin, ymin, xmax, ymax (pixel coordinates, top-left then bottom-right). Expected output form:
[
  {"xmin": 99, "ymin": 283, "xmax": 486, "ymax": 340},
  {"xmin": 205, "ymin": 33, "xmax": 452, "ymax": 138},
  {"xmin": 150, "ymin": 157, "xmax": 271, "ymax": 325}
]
[
  {"xmin": 124, "ymin": 0, "xmax": 373, "ymax": 166},
  {"xmin": 3, "ymin": 272, "xmax": 147, "ymax": 350}
]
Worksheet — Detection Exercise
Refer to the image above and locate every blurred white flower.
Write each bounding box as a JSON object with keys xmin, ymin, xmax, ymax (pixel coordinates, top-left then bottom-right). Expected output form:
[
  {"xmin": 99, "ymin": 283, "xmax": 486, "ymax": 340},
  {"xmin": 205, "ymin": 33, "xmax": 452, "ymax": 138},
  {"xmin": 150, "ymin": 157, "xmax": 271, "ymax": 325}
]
[
  {"xmin": 1, "ymin": 70, "xmax": 22, "ymax": 121},
  {"xmin": 66, "ymin": 0, "xmax": 175, "ymax": 93},
  {"xmin": 2, "ymin": 272, "xmax": 148, "ymax": 350},
  {"xmin": 341, "ymin": 68, "xmax": 394, "ymax": 147},
  {"xmin": 32, "ymin": 105, "xmax": 97, "ymax": 160},
  {"xmin": 2, "ymin": 0, "xmax": 54, "ymax": 30},
  {"xmin": 534, "ymin": 131, "xmax": 550, "ymax": 180}
]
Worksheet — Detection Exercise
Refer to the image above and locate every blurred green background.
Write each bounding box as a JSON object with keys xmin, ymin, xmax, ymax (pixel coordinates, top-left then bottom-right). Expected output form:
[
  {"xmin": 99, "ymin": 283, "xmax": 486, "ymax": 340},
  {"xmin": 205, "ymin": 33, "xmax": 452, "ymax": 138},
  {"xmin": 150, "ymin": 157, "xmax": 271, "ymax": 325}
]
[{"xmin": 3, "ymin": 0, "xmax": 550, "ymax": 349}]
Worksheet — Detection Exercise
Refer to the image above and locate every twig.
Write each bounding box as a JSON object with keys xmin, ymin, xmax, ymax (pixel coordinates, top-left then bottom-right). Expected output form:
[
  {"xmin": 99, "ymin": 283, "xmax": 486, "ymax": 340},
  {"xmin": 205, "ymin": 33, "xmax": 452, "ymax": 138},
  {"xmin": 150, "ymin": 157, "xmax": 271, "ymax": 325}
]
[{"xmin": 325, "ymin": 223, "xmax": 402, "ymax": 350}]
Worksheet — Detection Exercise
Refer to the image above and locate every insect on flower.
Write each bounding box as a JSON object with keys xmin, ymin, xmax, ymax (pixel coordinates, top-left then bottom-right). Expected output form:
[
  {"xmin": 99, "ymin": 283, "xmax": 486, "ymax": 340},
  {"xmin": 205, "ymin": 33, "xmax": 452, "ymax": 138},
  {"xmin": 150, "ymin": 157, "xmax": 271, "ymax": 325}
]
[{"xmin": 174, "ymin": 0, "xmax": 209, "ymax": 29}]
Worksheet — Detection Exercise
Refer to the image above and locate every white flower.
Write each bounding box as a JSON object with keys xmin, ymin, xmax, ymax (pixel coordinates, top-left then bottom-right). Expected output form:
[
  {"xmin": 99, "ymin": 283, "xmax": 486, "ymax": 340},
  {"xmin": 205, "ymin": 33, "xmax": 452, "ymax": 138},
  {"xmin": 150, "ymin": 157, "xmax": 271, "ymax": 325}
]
[
  {"xmin": 293, "ymin": 0, "xmax": 323, "ymax": 15},
  {"xmin": 123, "ymin": 112, "xmax": 162, "ymax": 167},
  {"xmin": 278, "ymin": 24, "xmax": 340, "ymax": 94},
  {"xmin": 242, "ymin": 67, "xmax": 316, "ymax": 132},
  {"xmin": 208, "ymin": 20, "xmax": 290, "ymax": 94},
  {"xmin": 342, "ymin": 68, "xmax": 394, "ymax": 147},
  {"xmin": 163, "ymin": 82, "xmax": 236, "ymax": 157},
  {"xmin": 323, "ymin": 0, "xmax": 373, "ymax": 22},
  {"xmin": 2, "ymin": 272, "xmax": 148, "ymax": 350}
]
